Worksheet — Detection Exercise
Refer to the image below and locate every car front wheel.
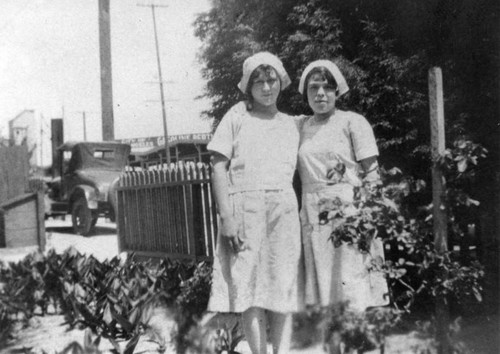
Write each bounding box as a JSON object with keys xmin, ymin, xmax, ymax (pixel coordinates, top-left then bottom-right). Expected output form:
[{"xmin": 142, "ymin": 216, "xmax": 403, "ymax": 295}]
[{"xmin": 71, "ymin": 197, "xmax": 94, "ymax": 236}]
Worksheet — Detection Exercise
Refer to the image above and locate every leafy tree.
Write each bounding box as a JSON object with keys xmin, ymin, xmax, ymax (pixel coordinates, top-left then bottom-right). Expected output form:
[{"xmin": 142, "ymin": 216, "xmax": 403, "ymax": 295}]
[
  {"xmin": 194, "ymin": 0, "xmax": 498, "ymax": 229},
  {"xmin": 193, "ymin": 0, "xmax": 299, "ymax": 123},
  {"xmin": 194, "ymin": 0, "xmax": 498, "ymax": 155},
  {"xmin": 193, "ymin": 0, "xmax": 498, "ymax": 324}
]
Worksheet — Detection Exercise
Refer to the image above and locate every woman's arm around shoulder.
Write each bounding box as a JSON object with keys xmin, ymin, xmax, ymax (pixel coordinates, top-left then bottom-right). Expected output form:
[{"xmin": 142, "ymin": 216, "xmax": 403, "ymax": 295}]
[{"xmin": 291, "ymin": 114, "xmax": 309, "ymax": 131}]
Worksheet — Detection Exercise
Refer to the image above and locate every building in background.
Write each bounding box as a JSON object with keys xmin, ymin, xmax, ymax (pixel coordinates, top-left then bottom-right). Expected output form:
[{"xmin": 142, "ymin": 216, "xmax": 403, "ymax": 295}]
[
  {"xmin": 119, "ymin": 133, "xmax": 212, "ymax": 169},
  {"xmin": 9, "ymin": 110, "xmax": 37, "ymax": 166},
  {"xmin": 7, "ymin": 110, "xmax": 51, "ymax": 169}
]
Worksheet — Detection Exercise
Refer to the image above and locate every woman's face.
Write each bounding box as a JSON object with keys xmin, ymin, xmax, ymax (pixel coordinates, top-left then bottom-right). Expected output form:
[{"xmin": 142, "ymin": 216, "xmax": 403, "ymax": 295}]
[
  {"xmin": 250, "ymin": 68, "xmax": 281, "ymax": 107},
  {"xmin": 307, "ymin": 73, "xmax": 337, "ymax": 116}
]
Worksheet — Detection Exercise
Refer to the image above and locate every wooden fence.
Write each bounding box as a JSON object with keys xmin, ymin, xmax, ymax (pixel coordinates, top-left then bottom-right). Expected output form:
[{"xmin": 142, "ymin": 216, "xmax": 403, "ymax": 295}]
[
  {"xmin": 0, "ymin": 145, "xmax": 45, "ymax": 250},
  {"xmin": 116, "ymin": 162, "xmax": 217, "ymax": 261},
  {"xmin": 0, "ymin": 146, "xmax": 29, "ymax": 205}
]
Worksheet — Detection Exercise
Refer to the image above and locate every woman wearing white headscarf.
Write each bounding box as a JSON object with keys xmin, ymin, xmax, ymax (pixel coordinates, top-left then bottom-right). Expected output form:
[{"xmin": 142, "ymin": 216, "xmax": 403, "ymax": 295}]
[
  {"xmin": 206, "ymin": 52, "xmax": 302, "ymax": 354},
  {"xmin": 297, "ymin": 59, "xmax": 388, "ymax": 352}
]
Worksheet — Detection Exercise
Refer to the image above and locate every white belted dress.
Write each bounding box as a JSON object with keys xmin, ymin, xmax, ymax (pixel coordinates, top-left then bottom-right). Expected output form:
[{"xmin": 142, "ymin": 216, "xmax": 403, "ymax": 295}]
[
  {"xmin": 207, "ymin": 102, "xmax": 303, "ymax": 313},
  {"xmin": 297, "ymin": 110, "xmax": 389, "ymax": 312}
]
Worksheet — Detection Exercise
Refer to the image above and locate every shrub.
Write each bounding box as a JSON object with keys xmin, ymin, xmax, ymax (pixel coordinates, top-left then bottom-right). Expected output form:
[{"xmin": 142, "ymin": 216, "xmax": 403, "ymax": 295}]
[
  {"xmin": 173, "ymin": 260, "xmax": 213, "ymax": 353},
  {"xmin": 0, "ymin": 249, "xmax": 214, "ymax": 352},
  {"xmin": 318, "ymin": 138, "xmax": 486, "ymax": 348}
]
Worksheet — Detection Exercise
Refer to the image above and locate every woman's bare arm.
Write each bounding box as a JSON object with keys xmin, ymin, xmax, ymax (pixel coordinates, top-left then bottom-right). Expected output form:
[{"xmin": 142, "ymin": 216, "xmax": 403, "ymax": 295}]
[
  {"xmin": 359, "ymin": 155, "xmax": 381, "ymax": 183},
  {"xmin": 211, "ymin": 153, "xmax": 243, "ymax": 252}
]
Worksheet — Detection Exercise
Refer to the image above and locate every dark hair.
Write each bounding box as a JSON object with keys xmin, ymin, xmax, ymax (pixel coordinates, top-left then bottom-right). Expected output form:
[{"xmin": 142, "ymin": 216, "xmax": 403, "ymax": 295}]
[
  {"xmin": 245, "ymin": 64, "xmax": 280, "ymax": 111},
  {"xmin": 302, "ymin": 66, "xmax": 339, "ymax": 103}
]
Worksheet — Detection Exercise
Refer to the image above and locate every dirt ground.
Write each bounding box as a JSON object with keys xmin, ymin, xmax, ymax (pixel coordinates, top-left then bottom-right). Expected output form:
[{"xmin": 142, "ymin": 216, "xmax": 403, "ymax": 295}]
[{"xmin": 0, "ymin": 218, "xmax": 498, "ymax": 353}]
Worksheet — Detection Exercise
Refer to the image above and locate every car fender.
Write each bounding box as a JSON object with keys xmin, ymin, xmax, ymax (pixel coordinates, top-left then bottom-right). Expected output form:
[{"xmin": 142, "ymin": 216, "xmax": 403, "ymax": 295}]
[
  {"xmin": 107, "ymin": 177, "xmax": 120, "ymax": 219},
  {"xmin": 70, "ymin": 185, "xmax": 99, "ymax": 210}
]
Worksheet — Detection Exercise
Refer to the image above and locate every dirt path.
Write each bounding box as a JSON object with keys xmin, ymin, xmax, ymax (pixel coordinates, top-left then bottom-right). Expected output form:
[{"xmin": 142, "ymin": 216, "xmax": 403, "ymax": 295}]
[{"xmin": 0, "ymin": 218, "xmax": 120, "ymax": 264}]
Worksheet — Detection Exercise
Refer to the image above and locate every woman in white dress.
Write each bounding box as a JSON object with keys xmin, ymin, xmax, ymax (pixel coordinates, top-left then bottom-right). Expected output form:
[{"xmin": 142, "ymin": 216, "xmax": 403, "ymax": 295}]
[
  {"xmin": 206, "ymin": 52, "xmax": 302, "ymax": 354},
  {"xmin": 297, "ymin": 60, "xmax": 389, "ymax": 353}
]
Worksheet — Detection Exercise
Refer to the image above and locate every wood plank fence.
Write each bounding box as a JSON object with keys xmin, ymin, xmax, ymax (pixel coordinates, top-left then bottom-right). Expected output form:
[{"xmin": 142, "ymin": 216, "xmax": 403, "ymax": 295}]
[
  {"xmin": 116, "ymin": 162, "xmax": 218, "ymax": 261},
  {"xmin": 0, "ymin": 146, "xmax": 29, "ymax": 205},
  {"xmin": 0, "ymin": 145, "xmax": 45, "ymax": 250}
]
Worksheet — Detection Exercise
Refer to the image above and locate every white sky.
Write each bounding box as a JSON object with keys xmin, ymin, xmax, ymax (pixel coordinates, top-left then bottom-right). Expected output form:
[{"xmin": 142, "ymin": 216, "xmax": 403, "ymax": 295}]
[{"xmin": 0, "ymin": 0, "xmax": 212, "ymax": 144}]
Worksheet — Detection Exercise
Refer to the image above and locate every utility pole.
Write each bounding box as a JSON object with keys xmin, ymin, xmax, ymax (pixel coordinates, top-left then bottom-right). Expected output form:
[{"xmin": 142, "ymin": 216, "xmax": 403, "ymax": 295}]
[
  {"xmin": 40, "ymin": 114, "xmax": 44, "ymax": 168},
  {"xmin": 51, "ymin": 119, "xmax": 64, "ymax": 178},
  {"xmin": 99, "ymin": 0, "xmax": 114, "ymax": 141},
  {"xmin": 138, "ymin": 2, "xmax": 171, "ymax": 164},
  {"xmin": 73, "ymin": 111, "xmax": 99, "ymax": 141},
  {"xmin": 82, "ymin": 111, "xmax": 87, "ymax": 141}
]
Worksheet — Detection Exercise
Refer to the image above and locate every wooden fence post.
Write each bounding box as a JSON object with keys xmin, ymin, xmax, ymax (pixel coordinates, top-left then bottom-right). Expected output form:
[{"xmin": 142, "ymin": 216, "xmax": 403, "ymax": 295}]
[{"xmin": 429, "ymin": 67, "xmax": 449, "ymax": 354}]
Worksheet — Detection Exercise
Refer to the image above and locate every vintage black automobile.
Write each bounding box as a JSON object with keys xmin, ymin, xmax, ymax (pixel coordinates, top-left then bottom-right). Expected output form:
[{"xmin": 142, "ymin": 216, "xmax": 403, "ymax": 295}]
[{"xmin": 46, "ymin": 141, "xmax": 131, "ymax": 236}]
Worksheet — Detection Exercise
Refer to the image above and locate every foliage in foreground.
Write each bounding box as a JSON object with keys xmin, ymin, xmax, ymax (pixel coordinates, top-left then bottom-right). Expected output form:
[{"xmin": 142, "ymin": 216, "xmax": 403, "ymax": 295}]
[
  {"xmin": 315, "ymin": 138, "xmax": 486, "ymax": 353},
  {"xmin": 0, "ymin": 251, "xmax": 212, "ymax": 353}
]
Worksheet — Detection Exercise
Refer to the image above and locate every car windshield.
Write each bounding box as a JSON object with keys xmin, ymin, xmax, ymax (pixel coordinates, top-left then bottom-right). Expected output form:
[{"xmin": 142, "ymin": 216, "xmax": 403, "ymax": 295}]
[{"xmin": 67, "ymin": 143, "xmax": 130, "ymax": 171}]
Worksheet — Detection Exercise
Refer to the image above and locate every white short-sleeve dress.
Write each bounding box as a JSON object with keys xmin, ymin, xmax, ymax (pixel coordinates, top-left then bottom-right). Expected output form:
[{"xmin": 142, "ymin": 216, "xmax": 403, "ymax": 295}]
[
  {"xmin": 297, "ymin": 110, "xmax": 389, "ymax": 312},
  {"xmin": 207, "ymin": 102, "xmax": 303, "ymax": 313}
]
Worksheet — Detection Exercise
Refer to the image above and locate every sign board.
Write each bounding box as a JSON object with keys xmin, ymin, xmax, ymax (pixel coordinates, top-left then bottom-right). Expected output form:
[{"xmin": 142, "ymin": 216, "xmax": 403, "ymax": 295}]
[{"xmin": 118, "ymin": 133, "xmax": 213, "ymax": 153}]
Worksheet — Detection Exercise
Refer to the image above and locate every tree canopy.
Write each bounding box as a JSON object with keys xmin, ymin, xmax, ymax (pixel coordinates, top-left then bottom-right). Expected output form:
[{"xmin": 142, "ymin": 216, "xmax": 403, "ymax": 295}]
[{"xmin": 194, "ymin": 0, "xmax": 499, "ymax": 208}]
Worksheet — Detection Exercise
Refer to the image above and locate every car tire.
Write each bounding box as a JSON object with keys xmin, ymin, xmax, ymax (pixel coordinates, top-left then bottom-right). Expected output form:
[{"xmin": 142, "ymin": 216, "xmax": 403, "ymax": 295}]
[
  {"xmin": 108, "ymin": 207, "xmax": 116, "ymax": 222},
  {"xmin": 91, "ymin": 213, "xmax": 99, "ymax": 227},
  {"xmin": 71, "ymin": 197, "xmax": 94, "ymax": 236}
]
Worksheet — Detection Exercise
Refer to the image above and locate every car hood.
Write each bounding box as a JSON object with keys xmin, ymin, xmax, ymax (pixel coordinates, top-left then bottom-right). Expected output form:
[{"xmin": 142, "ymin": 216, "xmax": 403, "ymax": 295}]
[{"xmin": 75, "ymin": 169, "xmax": 123, "ymax": 190}]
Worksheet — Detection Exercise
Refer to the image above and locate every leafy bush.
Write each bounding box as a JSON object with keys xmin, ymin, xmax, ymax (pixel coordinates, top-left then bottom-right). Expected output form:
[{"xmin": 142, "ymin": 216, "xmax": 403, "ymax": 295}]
[
  {"xmin": 327, "ymin": 304, "xmax": 402, "ymax": 353},
  {"xmin": 0, "ymin": 248, "xmax": 81, "ymax": 349},
  {"xmin": 0, "ymin": 262, "xmax": 18, "ymax": 346},
  {"xmin": 50, "ymin": 329, "xmax": 103, "ymax": 354},
  {"xmin": 167, "ymin": 260, "xmax": 213, "ymax": 353},
  {"xmin": 0, "ymin": 250, "xmax": 214, "ymax": 352},
  {"xmin": 180, "ymin": 320, "xmax": 243, "ymax": 354},
  {"xmin": 61, "ymin": 254, "xmax": 212, "ymax": 352},
  {"xmin": 317, "ymin": 138, "xmax": 486, "ymax": 350}
]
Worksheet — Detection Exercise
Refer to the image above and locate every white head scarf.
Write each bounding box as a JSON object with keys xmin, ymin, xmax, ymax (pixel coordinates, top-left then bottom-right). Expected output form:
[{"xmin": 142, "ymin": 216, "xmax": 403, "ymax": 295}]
[
  {"xmin": 298, "ymin": 60, "xmax": 349, "ymax": 97},
  {"xmin": 237, "ymin": 52, "xmax": 291, "ymax": 93}
]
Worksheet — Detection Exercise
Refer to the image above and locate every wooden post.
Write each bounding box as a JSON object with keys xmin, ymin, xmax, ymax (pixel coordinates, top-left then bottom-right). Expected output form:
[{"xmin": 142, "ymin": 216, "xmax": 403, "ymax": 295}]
[
  {"xmin": 98, "ymin": 0, "xmax": 114, "ymax": 141},
  {"xmin": 50, "ymin": 119, "xmax": 63, "ymax": 179},
  {"xmin": 36, "ymin": 191, "xmax": 46, "ymax": 252},
  {"xmin": 429, "ymin": 67, "xmax": 449, "ymax": 353}
]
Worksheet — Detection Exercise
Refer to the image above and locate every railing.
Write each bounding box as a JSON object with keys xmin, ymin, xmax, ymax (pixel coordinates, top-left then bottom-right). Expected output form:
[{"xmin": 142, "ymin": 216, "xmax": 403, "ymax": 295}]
[{"xmin": 116, "ymin": 162, "xmax": 217, "ymax": 261}]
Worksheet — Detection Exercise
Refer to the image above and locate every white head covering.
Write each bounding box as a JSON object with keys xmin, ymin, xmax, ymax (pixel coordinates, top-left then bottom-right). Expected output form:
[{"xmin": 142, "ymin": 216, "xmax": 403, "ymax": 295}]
[
  {"xmin": 298, "ymin": 60, "xmax": 349, "ymax": 97},
  {"xmin": 237, "ymin": 52, "xmax": 291, "ymax": 93}
]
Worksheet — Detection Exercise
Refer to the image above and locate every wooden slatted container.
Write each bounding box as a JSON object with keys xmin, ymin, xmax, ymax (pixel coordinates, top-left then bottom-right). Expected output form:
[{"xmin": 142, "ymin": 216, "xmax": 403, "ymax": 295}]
[{"xmin": 0, "ymin": 146, "xmax": 45, "ymax": 250}]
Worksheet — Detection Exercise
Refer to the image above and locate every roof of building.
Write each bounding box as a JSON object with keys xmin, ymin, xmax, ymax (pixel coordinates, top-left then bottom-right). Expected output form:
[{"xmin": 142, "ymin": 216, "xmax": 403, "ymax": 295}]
[{"xmin": 9, "ymin": 109, "xmax": 35, "ymax": 124}]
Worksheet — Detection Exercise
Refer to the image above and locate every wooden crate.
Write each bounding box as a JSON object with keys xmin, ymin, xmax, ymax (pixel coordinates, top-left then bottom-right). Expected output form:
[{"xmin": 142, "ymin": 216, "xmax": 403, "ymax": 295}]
[
  {"xmin": 0, "ymin": 146, "xmax": 29, "ymax": 205},
  {"xmin": 0, "ymin": 192, "xmax": 45, "ymax": 250}
]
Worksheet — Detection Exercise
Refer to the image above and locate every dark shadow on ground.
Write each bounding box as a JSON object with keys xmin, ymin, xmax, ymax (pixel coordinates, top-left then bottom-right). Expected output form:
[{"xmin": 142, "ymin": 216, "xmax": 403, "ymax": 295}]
[
  {"xmin": 93, "ymin": 226, "xmax": 117, "ymax": 236},
  {"xmin": 45, "ymin": 225, "xmax": 74, "ymax": 234},
  {"xmin": 45, "ymin": 222, "xmax": 117, "ymax": 236},
  {"xmin": 461, "ymin": 314, "xmax": 499, "ymax": 354}
]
